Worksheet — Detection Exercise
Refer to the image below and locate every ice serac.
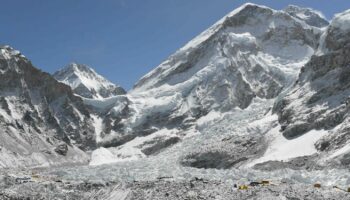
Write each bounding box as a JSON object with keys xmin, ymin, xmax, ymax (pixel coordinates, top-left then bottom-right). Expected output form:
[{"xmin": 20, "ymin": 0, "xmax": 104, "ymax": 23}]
[
  {"xmin": 95, "ymin": 3, "xmax": 322, "ymax": 157},
  {"xmin": 53, "ymin": 63, "xmax": 126, "ymax": 99},
  {"xmin": 0, "ymin": 46, "xmax": 94, "ymax": 168},
  {"xmin": 274, "ymin": 9, "xmax": 350, "ymax": 167},
  {"xmin": 284, "ymin": 5, "xmax": 329, "ymax": 28}
]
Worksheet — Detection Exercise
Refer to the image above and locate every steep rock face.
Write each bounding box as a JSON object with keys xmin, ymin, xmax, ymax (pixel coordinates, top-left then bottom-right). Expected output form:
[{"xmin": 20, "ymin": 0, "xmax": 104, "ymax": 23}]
[
  {"xmin": 53, "ymin": 63, "xmax": 126, "ymax": 99},
  {"xmin": 284, "ymin": 5, "xmax": 329, "ymax": 28},
  {"xmin": 274, "ymin": 10, "xmax": 350, "ymax": 166},
  {"xmin": 0, "ymin": 46, "xmax": 95, "ymax": 168},
  {"xmin": 96, "ymin": 3, "xmax": 322, "ymax": 148}
]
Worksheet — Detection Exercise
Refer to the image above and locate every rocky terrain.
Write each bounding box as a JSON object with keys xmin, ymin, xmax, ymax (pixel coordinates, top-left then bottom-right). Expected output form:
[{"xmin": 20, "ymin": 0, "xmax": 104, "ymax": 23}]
[
  {"xmin": 273, "ymin": 8, "xmax": 350, "ymax": 168},
  {"xmin": 0, "ymin": 46, "xmax": 95, "ymax": 168},
  {"xmin": 1, "ymin": 172, "xmax": 350, "ymax": 200},
  {"xmin": 1, "ymin": 3, "xmax": 350, "ymax": 200}
]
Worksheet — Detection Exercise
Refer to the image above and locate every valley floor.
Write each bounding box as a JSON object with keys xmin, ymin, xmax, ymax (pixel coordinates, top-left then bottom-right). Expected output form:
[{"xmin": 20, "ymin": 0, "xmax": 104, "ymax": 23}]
[{"xmin": 1, "ymin": 175, "xmax": 350, "ymax": 200}]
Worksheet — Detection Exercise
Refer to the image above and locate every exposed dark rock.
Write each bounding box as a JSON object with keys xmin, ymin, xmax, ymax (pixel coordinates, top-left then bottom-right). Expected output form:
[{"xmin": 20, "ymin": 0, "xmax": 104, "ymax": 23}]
[
  {"xmin": 340, "ymin": 153, "xmax": 350, "ymax": 166},
  {"xmin": 253, "ymin": 155, "xmax": 323, "ymax": 171},
  {"xmin": 140, "ymin": 136, "xmax": 181, "ymax": 156},
  {"xmin": 182, "ymin": 151, "xmax": 248, "ymax": 169},
  {"xmin": 283, "ymin": 123, "xmax": 311, "ymax": 139},
  {"xmin": 181, "ymin": 136, "xmax": 266, "ymax": 169},
  {"xmin": 55, "ymin": 143, "xmax": 69, "ymax": 156}
]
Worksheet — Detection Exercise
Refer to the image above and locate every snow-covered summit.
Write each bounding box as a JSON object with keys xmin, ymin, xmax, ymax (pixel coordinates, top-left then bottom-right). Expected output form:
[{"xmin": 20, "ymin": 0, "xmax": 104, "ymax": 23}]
[
  {"xmin": 133, "ymin": 3, "xmax": 321, "ymax": 92},
  {"xmin": 284, "ymin": 5, "xmax": 329, "ymax": 28},
  {"xmin": 0, "ymin": 45, "xmax": 25, "ymax": 60},
  {"xmin": 165, "ymin": 3, "xmax": 275, "ymax": 56},
  {"xmin": 53, "ymin": 63, "xmax": 126, "ymax": 99}
]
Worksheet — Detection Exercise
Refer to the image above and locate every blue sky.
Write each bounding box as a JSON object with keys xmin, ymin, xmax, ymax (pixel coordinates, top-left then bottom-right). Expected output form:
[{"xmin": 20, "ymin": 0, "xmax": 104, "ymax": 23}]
[{"xmin": 1, "ymin": 0, "xmax": 350, "ymax": 90}]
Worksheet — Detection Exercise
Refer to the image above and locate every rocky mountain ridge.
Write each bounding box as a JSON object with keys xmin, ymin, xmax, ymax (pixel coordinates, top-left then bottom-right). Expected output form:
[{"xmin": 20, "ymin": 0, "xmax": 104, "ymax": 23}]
[
  {"xmin": 0, "ymin": 46, "xmax": 96, "ymax": 168},
  {"xmin": 274, "ymin": 9, "xmax": 350, "ymax": 167}
]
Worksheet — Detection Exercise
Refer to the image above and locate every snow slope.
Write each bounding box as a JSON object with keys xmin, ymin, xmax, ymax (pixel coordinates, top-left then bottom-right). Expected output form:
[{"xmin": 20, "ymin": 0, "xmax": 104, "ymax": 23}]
[{"xmin": 250, "ymin": 126, "xmax": 328, "ymax": 166}]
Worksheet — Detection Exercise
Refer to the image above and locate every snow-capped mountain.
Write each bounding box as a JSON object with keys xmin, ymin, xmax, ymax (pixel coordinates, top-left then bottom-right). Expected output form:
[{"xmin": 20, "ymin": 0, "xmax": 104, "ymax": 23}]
[
  {"xmin": 91, "ymin": 3, "xmax": 325, "ymax": 159},
  {"xmin": 84, "ymin": 4, "xmax": 350, "ymax": 174},
  {"xmin": 53, "ymin": 63, "xmax": 126, "ymax": 99},
  {"xmin": 0, "ymin": 46, "xmax": 94, "ymax": 168}
]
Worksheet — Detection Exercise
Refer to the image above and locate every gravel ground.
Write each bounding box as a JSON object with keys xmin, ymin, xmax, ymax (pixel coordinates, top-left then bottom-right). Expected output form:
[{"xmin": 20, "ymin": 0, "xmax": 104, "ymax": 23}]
[{"xmin": 1, "ymin": 175, "xmax": 350, "ymax": 200}]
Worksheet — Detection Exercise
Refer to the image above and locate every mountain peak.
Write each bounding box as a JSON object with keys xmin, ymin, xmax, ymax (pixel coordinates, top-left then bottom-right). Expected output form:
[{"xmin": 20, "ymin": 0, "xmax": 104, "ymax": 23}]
[
  {"xmin": 0, "ymin": 45, "xmax": 25, "ymax": 60},
  {"xmin": 284, "ymin": 5, "xmax": 329, "ymax": 27},
  {"xmin": 61, "ymin": 62, "xmax": 96, "ymax": 74},
  {"xmin": 53, "ymin": 63, "xmax": 126, "ymax": 99},
  {"xmin": 223, "ymin": 3, "xmax": 274, "ymax": 21},
  {"xmin": 232, "ymin": 2, "xmax": 271, "ymax": 11},
  {"xmin": 134, "ymin": 2, "xmax": 321, "ymax": 92}
]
